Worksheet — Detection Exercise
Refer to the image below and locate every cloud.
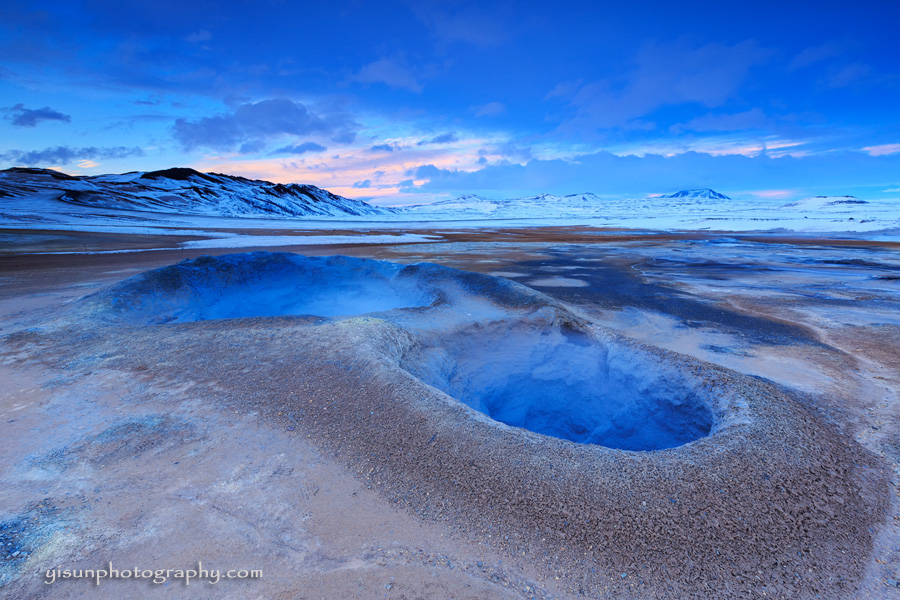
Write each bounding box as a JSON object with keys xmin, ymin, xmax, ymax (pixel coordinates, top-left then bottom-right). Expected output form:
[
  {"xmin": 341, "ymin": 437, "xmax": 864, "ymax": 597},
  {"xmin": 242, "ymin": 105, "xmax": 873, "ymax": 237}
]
[
  {"xmin": 0, "ymin": 145, "xmax": 144, "ymax": 165},
  {"xmin": 367, "ymin": 143, "xmax": 402, "ymax": 153},
  {"xmin": 404, "ymin": 149, "xmax": 900, "ymax": 197},
  {"xmin": 545, "ymin": 80, "xmax": 583, "ymax": 100},
  {"xmin": 351, "ymin": 58, "xmax": 422, "ymax": 92},
  {"xmin": 410, "ymin": 1, "xmax": 509, "ymax": 46},
  {"xmin": 238, "ymin": 140, "xmax": 266, "ymax": 154},
  {"xmin": 827, "ymin": 63, "xmax": 870, "ymax": 88},
  {"xmin": 185, "ymin": 29, "xmax": 211, "ymax": 43},
  {"xmin": 473, "ymin": 101, "xmax": 505, "ymax": 117},
  {"xmin": 172, "ymin": 98, "xmax": 357, "ymax": 151},
  {"xmin": 480, "ymin": 141, "xmax": 532, "ymax": 161},
  {"xmin": 417, "ymin": 132, "xmax": 458, "ymax": 145},
  {"xmin": 549, "ymin": 40, "xmax": 771, "ymax": 133},
  {"xmin": 352, "ymin": 179, "xmax": 372, "ymax": 188},
  {"xmin": 5, "ymin": 103, "xmax": 71, "ymax": 127},
  {"xmin": 271, "ymin": 141, "xmax": 327, "ymax": 155},
  {"xmin": 863, "ymin": 143, "xmax": 900, "ymax": 156},
  {"xmin": 789, "ymin": 42, "xmax": 842, "ymax": 71},
  {"xmin": 673, "ymin": 108, "xmax": 770, "ymax": 133}
]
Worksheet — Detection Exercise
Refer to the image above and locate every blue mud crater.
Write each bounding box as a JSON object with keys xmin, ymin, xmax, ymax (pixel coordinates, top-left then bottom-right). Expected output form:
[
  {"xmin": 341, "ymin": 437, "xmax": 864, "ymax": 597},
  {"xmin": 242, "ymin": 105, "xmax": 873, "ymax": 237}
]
[
  {"xmin": 102, "ymin": 252, "xmax": 436, "ymax": 324},
  {"xmin": 406, "ymin": 324, "xmax": 714, "ymax": 451}
]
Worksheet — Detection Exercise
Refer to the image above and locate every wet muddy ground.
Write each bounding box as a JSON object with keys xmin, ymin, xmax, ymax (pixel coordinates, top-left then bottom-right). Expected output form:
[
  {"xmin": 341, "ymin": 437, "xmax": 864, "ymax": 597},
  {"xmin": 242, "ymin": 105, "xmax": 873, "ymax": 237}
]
[{"xmin": 1, "ymin": 227, "xmax": 898, "ymax": 599}]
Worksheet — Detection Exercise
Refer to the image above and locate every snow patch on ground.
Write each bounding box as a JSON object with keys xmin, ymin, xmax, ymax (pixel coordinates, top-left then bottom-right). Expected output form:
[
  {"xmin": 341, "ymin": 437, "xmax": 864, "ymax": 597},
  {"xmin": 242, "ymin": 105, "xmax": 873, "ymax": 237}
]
[
  {"xmin": 526, "ymin": 277, "xmax": 589, "ymax": 287},
  {"xmin": 180, "ymin": 233, "xmax": 439, "ymax": 249}
]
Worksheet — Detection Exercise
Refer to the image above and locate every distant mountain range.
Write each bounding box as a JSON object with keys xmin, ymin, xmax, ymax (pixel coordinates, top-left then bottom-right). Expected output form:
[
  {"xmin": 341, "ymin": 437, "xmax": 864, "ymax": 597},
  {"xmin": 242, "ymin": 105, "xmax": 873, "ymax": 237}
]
[
  {"xmin": 0, "ymin": 167, "xmax": 886, "ymax": 233},
  {"xmin": 0, "ymin": 167, "xmax": 750, "ymax": 220},
  {"xmin": 0, "ymin": 167, "xmax": 393, "ymax": 218},
  {"xmin": 402, "ymin": 192, "xmax": 610, "ymax": 219}
]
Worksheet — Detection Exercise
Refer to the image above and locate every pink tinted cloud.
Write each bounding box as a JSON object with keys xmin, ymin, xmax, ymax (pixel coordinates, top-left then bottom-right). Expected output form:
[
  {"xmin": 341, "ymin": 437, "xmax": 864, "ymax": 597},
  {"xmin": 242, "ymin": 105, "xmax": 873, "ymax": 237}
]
[
  {"xmin": 862, "ymin": 143, "xmax": 900, "ymax": 156},
  {"xmin": 192, "ymin": 135, "xmax": 492, "ymax": 204}
]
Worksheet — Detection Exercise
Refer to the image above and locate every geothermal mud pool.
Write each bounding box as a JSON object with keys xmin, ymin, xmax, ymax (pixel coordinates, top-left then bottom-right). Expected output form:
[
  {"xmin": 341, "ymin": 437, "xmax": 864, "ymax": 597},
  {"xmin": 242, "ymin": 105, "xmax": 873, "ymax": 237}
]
[{"xmin": 0, "ymin": 251, "xmax": 892, "ymax": 599}]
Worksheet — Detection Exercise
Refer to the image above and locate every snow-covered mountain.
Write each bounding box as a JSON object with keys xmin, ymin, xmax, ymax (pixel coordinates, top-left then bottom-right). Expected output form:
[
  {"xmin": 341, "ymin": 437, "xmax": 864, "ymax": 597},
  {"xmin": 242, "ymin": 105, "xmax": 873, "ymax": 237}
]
[
  {"xmin": 1, "ymin": 167, "xmax": 895, "ymax": 234},
  {"xmin": 398, "ymin": 189, "xmax": 740, "ymax": 219},
  {"xmin": 658, "ymin": 188, "xmax": 731, "ymax": 200},
  {"xmin": 0, "ymin": 167, "xmax": 393, "ymax": 217},
  {"xmin": 402, "ymin": 192, "xmax": 607, "ymax": 219},
  {"xmin": 780, "ymin": 196, "xmax": 868, "ymax": 210}
]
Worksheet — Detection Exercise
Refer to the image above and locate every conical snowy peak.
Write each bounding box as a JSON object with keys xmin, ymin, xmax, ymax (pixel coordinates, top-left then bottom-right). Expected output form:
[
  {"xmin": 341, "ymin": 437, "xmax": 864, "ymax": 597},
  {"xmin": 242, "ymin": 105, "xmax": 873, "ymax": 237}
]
[{"xmin": 659, "ymin": 188, "xmax": 731, "ymax": 200}]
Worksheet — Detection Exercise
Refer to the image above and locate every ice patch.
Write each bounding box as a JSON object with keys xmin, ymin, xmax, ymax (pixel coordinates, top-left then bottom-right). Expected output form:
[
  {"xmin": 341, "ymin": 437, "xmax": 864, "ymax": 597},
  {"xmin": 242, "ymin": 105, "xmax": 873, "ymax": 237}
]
[
  {"xmin": 404, "ymin": 321, "xmax": 714, "ymax": 451},
  {"xmin": 180, "ymin": 233, "xmax": 439, "ymax": 249},
  {"xmin": 526, "ymin": 277, "xmax": 589, "ymax": 287}
]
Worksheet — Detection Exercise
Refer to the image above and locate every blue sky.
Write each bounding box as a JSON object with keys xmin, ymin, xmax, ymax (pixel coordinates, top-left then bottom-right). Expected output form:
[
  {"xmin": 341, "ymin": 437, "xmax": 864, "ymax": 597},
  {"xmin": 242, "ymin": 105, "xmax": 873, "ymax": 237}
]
[{"xmin": 1, "ymin": 0, "xmax": 899, "ymax": 205}]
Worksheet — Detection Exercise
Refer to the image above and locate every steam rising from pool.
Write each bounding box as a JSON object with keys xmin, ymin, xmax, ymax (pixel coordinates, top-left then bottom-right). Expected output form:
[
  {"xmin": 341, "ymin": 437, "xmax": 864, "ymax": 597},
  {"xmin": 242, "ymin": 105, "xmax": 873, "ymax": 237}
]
[{"xmin": 405, "ymin": 323, "xmax": 714, "ymax": 451}]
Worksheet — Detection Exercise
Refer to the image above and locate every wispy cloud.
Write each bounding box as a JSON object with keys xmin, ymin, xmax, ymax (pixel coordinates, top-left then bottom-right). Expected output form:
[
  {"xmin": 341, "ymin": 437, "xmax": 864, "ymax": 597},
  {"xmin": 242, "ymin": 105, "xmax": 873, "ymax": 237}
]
[
  {"xmin": 410, "ymin": 1, "xmax": 509, "ymax": 47},
  {"xmin": 271, "ymin": 142, "xmax": 327, "ymax": 155},
  {"xmin": 192, "ymin": 134, "xmax": 493, "ymax": 204},
  {"xmin": 0, "ymin": 145, "xmax": 144, "ymax": 165},
  {"xmin": 172, "ymin": 98, "xmax": 357, "ymax": 151},
  {"xmin": 862, "ymin": 143, "xmax": 900, "ymax": 156},
  {"xmin": 610, "ymin": 136, "xmax": 806, "ymax": 158},
  {"xmin": 548, "ymin": 40, "xmax": 772, "ymax": 133},
  {"xmin": 351, "ymin": 58, "xmax": 423, "ymax": 92},
  {"xmin": 4, "ymin": 103, "xmax": 71, "ymax": 127},
  {"xmin": 417, "ymin": 132, "xmax": 457, "ymax": 145},
  {"xmin": 672, "ymin": 108, "xmax": 770, "ymax": 133},
  {"xmin": 472, "ymin": 101, "xmax": 505, "ymax": 117},
  {"xmin": 743, "ymin": 189, "xmax": 798, "ymax": 199},
  {"xmin": 401, "ymin": 148, "xmax": 900, "ymax": 199},
  {"xmin": 366, "ymin": 142, "xmax": 406, "ymax": 153},
  {"xmin": 789, "ymin": 42, "xmax": 842, "ymax": 71},
  {"xmin": 185, "ymin": 29, "xmax": 211, "ymax": 43}
]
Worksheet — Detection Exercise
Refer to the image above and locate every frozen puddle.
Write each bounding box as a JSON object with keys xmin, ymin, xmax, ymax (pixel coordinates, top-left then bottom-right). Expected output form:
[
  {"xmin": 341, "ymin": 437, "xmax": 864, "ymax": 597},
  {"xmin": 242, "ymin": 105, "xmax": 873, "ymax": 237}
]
[
  {"xmin": 87, "ymin": 252, "xmax": 437, "ymax": 324},
  {"xmin": 526, "ymin": 277, "xmax": 589, "ymax": 287},
  {"xmin": 404, "ymin": 321, "xmax": 714, "ymax": 451}
]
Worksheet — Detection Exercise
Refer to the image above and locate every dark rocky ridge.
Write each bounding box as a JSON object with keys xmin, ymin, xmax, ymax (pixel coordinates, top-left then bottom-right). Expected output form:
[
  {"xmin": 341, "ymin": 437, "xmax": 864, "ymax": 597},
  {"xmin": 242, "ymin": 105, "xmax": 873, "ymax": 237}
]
[{"xmin": 0, "ymin": 166, "xmax": 393, "ymax": 218}]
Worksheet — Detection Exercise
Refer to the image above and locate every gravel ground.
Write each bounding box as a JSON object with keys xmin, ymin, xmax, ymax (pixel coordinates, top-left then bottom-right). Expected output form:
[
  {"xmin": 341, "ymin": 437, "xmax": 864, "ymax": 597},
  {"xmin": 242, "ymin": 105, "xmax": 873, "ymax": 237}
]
[{"xmin": 1, "ymin": 233, "xmax": 897, "ymax": 599}]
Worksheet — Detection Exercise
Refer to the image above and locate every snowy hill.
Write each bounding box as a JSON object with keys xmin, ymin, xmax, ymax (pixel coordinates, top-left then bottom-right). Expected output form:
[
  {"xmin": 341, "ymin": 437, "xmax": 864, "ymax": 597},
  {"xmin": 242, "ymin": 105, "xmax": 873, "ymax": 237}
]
[
  {"xmin": 403, "ymin": 192, "xmax": 606, "ymax": 219},
  {"xmin": 780, "ymin": 196, "xmax": 868, "ymax": 210},
  {"xmin": 0, "ymin": 167, "xmax": 392, "ymax": 218},
  {"xmin": 400, "ymin": 190, "xmax": 739, "ymax": 220},
  {"xmin": 658, "ymin": 189, "xmax": 731, "ymax": 201}
]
